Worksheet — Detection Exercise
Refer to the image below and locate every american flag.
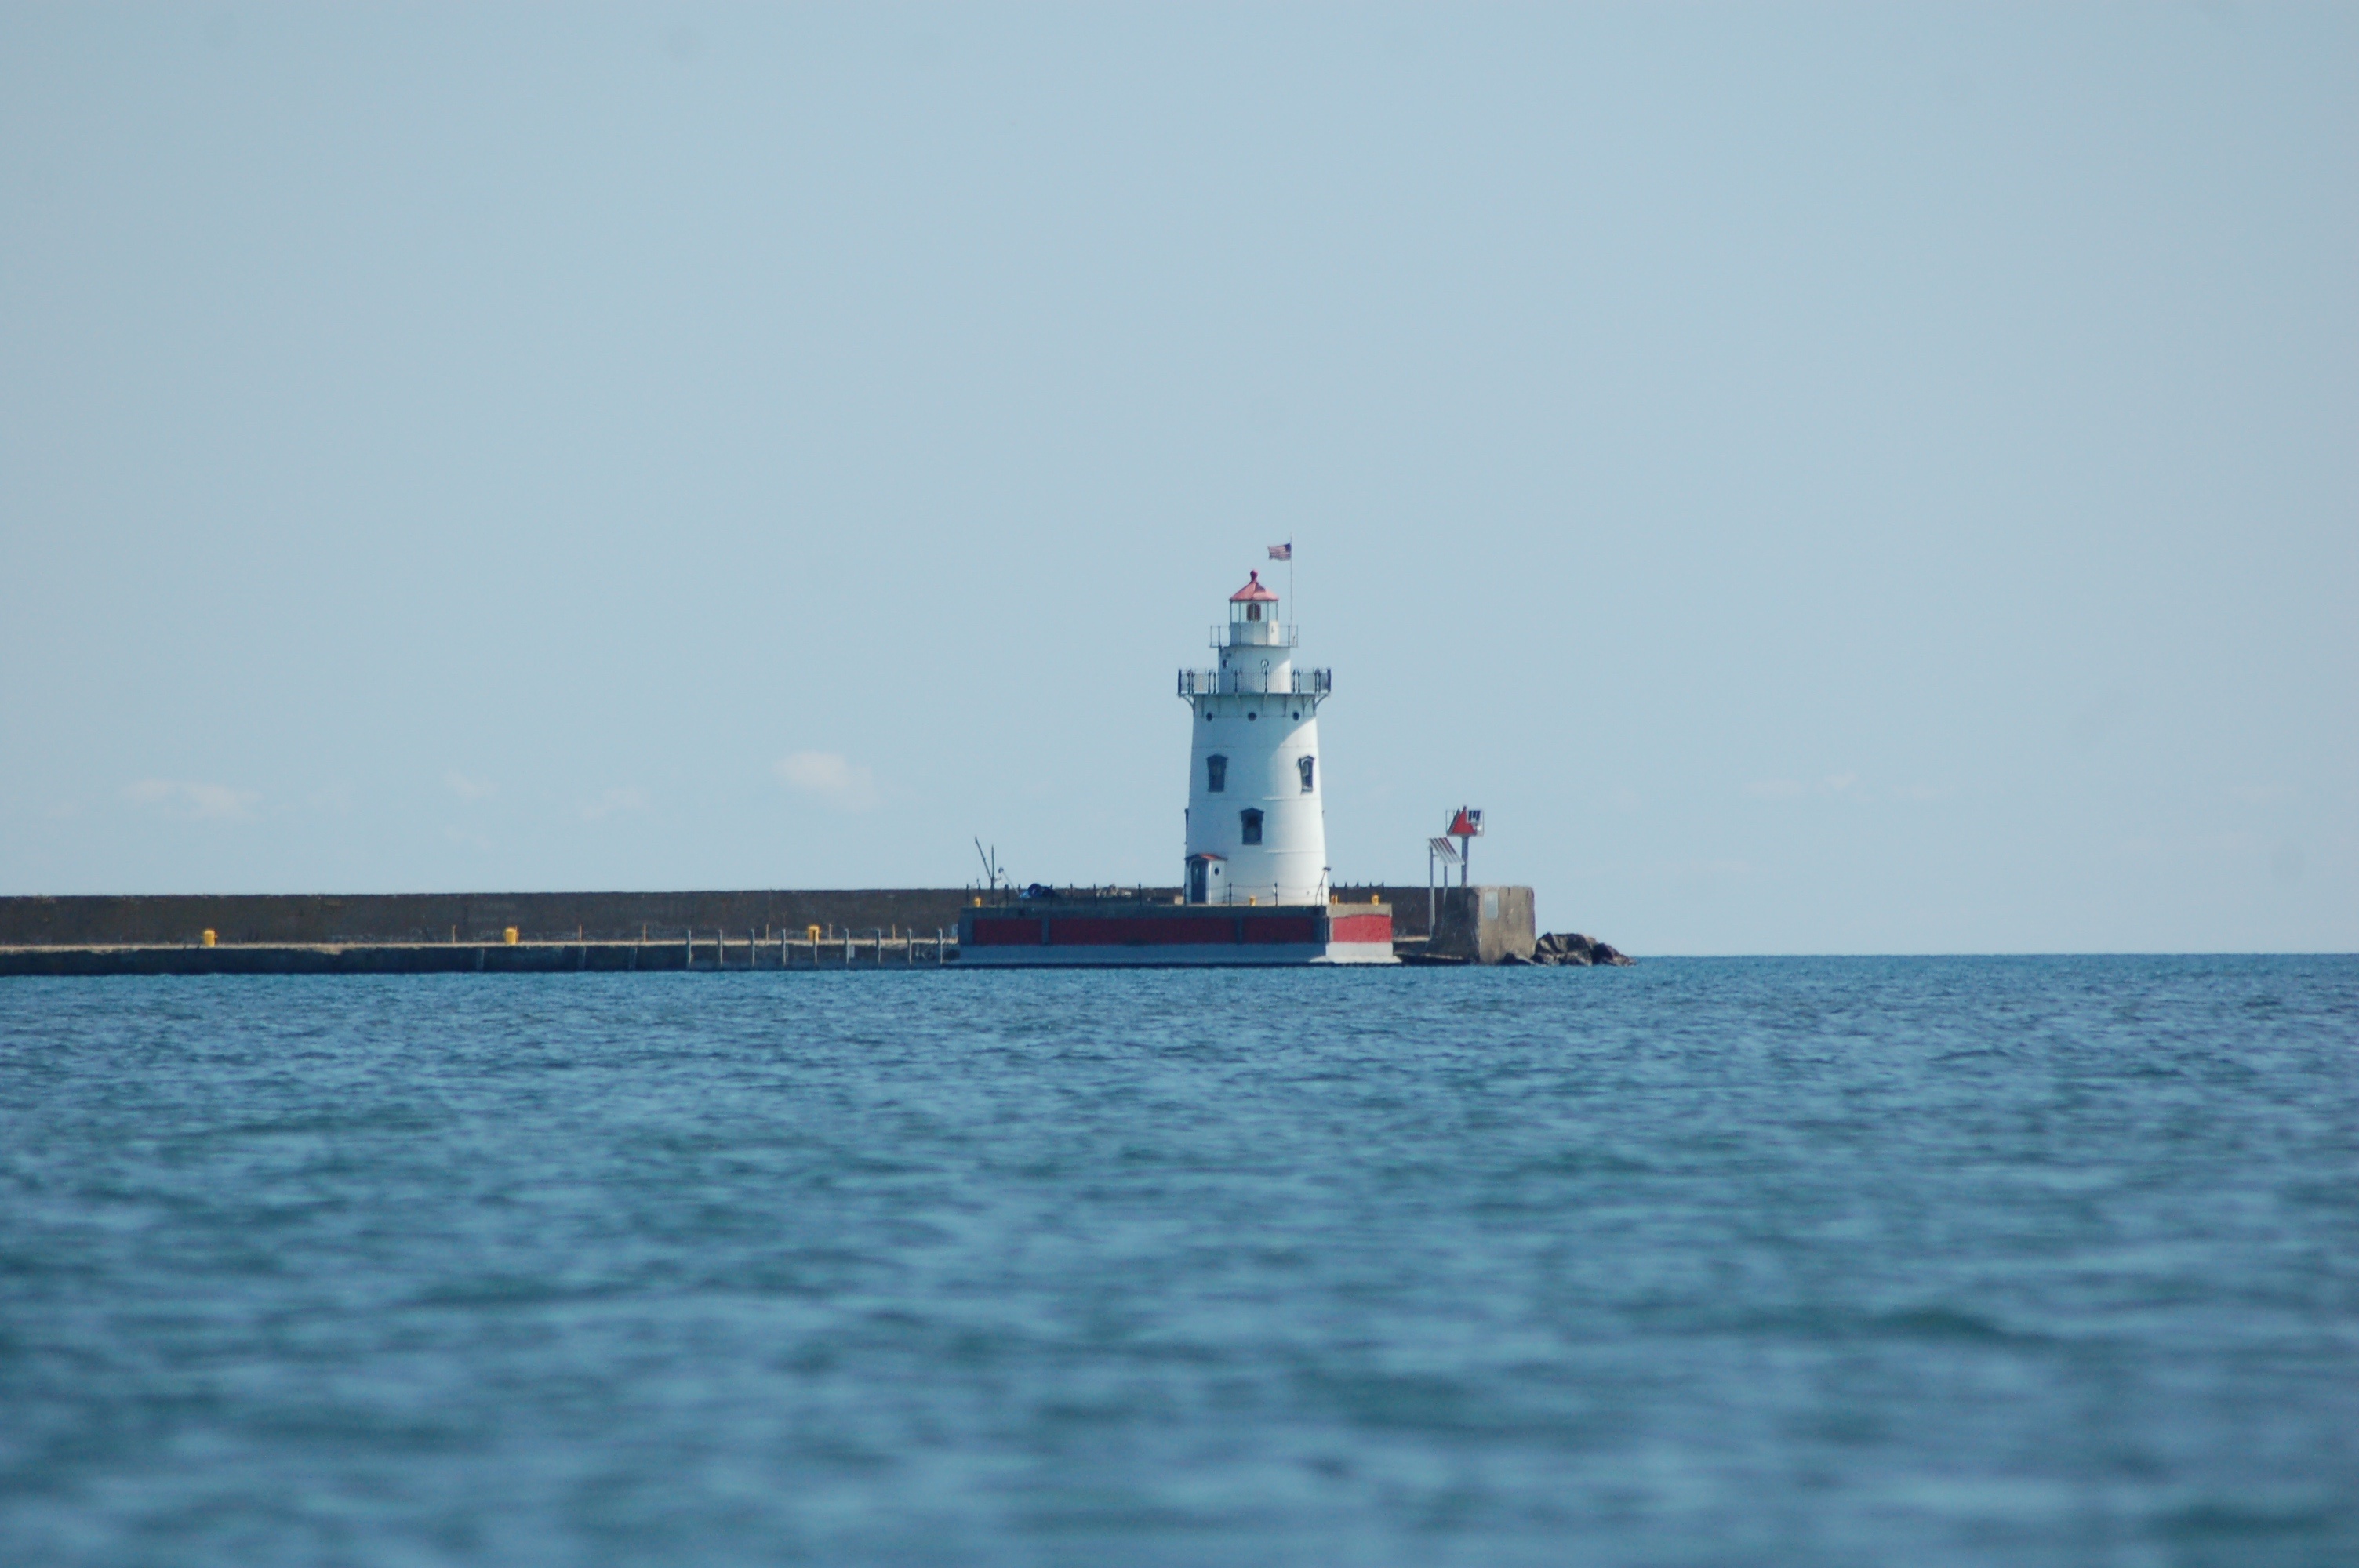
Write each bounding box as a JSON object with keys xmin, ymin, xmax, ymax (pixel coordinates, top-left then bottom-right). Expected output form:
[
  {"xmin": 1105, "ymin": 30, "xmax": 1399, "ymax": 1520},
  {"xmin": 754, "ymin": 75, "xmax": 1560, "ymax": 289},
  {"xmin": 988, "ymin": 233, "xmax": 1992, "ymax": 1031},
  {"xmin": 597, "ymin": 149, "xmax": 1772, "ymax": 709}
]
[{"xmin": 1267, "ymin": 543, "xmax": 1292, "ymax": 561}]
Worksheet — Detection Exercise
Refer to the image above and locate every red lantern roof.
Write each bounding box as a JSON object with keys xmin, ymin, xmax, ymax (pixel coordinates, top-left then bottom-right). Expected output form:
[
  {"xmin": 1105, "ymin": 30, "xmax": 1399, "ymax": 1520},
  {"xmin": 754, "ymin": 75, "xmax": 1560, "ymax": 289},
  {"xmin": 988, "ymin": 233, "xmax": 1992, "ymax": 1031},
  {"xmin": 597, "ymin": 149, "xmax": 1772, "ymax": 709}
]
[{"xmin": 1230, "ymin": 571, "xmax": 1279, "ymax": 603}]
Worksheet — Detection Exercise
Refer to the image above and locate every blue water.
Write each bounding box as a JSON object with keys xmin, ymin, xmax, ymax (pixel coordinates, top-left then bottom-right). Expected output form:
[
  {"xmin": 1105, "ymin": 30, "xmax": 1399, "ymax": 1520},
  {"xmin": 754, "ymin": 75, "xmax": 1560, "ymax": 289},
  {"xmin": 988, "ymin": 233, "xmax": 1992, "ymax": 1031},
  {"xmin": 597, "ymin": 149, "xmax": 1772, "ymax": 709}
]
[{"xmin": 2, "ymin": 958, "xmax": 2354, "ymax": 1566}]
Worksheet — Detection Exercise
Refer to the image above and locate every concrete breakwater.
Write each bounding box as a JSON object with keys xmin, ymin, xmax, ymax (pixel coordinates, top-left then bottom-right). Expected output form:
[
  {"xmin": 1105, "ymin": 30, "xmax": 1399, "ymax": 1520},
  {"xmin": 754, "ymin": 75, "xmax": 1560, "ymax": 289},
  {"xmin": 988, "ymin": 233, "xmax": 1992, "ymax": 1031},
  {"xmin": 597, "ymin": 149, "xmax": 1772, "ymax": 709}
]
[
  {"xmin": 0, "ymin": 884, "xmax": 1567, "ymax": 975},
  {"xmin": 0, "ymin": 889, "xmax": 977, "ymax": 950},
  {"xmin": 2, "ymin": 934, "xmax": 953, "ymax": 977}
]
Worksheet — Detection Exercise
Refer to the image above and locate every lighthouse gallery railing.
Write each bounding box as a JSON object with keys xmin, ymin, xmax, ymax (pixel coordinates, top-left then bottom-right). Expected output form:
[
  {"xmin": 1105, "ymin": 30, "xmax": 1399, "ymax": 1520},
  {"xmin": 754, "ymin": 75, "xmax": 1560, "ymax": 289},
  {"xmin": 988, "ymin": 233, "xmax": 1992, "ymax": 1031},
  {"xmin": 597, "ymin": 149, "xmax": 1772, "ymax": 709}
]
[{"xmin": 1176, "ymin": 669, "xmax": 1332, "ymax": 697}]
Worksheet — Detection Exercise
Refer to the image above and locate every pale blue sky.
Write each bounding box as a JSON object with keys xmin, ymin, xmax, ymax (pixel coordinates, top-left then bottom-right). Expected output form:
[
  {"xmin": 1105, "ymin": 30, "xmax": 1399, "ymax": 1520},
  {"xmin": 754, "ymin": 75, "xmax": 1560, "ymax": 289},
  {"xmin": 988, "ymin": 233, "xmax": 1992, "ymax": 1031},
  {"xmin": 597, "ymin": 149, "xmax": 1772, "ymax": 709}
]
[{"xmin": 3, "ymin": 5, "xmax": 2352, "ymax": 953}]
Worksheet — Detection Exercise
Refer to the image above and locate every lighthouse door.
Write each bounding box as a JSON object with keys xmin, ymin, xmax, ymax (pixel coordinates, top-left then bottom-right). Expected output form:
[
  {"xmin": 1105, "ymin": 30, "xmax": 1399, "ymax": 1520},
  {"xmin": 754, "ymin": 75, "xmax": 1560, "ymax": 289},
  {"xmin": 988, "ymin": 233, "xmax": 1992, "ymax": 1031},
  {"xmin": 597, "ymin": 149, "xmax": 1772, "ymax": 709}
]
[{"xmin": 1188, "ymin": 858, "xmax": 1207, "ymax": 903}]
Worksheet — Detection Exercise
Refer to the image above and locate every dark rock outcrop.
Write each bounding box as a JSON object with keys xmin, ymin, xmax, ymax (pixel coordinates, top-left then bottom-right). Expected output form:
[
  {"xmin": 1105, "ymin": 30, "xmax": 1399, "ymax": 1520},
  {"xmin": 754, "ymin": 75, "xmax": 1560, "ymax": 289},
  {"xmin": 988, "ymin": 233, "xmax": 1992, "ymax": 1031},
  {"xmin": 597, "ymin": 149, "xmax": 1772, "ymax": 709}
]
[{"xmin": 1532, "ymin": 931, "xmax": 1634, "ymax": 967}]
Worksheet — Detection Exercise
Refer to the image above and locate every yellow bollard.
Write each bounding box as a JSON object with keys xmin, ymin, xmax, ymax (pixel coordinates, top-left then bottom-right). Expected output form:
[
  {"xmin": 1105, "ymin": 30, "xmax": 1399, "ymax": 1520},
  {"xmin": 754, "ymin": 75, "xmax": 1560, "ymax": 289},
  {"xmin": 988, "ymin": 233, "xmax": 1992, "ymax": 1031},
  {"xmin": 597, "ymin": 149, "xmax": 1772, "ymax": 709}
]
[
  {"xmin": 972, "ymin": 896, "xmax": 983, "ymax": 906},
  {"xmin": 503, "ymin": 927, "xmax": 518, "ymax": 945},
  {"xmin": 200, "ymin": 929, "xmax": 216, "ymax": 947},
  {"xmin": 806, "ymin": 924, "xmax": 822, "ymax": 942}
]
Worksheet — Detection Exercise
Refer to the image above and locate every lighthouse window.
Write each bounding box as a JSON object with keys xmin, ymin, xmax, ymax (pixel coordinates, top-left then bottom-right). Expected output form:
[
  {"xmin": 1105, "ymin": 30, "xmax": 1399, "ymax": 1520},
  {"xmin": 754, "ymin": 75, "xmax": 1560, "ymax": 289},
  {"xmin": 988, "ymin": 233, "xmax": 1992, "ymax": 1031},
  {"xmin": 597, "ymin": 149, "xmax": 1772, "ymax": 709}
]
[
  {"xmin": 1206, "ymin": 754, "xmax": 1227, "ymax": 793},
  {"xmin": 1299, "ymin": 756, "xmax": 1315, "ymax": 793},
  {"xmin": 1246, "ymin": 603, "xmax": 1262, "ymax": 622},
  {"xmin": 1240, "ymin": 808, "xmax": 1263, "ymax": 845}
]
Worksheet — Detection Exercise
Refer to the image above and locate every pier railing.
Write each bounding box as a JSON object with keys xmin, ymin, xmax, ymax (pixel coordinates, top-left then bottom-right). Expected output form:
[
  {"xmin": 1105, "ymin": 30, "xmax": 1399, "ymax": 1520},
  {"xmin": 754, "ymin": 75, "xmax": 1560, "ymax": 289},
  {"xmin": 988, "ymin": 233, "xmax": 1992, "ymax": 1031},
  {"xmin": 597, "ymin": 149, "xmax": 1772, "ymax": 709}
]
[
  {"xmin": 0, "ymin": 927, "xmax": 961, "ymax": 976},
  {"xmin": 1176, "ymin": 669, "xmax": 1331, "ymax": 698},
  {"xmin": 1210, "ymin": 625, "xmax": 1299, "ymax": 648}
]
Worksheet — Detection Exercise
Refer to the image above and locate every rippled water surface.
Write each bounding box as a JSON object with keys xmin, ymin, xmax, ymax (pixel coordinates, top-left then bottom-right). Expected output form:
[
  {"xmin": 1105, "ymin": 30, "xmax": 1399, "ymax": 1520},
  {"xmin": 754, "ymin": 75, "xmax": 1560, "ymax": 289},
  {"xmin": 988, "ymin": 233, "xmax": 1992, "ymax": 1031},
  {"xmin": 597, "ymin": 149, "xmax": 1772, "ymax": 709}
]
[{"xmin": 3, "ymin": 957, "xmax": 2354, "ymax": 1566}]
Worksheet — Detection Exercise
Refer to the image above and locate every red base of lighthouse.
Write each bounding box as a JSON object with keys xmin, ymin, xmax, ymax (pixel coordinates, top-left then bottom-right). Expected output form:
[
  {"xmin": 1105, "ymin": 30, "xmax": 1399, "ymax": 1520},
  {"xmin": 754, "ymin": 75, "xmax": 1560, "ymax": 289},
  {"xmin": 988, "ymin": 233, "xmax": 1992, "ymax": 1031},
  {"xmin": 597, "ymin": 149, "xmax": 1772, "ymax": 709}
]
[{"xmin": 955, "ymin": 898, "xmax": 1394, "ymax": 966}]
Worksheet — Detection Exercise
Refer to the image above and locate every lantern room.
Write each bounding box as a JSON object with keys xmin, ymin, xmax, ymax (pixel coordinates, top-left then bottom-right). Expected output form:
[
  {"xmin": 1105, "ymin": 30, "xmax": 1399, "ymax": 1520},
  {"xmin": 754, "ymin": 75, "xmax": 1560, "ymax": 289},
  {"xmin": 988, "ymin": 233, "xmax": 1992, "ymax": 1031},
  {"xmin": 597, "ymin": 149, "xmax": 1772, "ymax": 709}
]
[{"xmin": 1227, "ymin": 571, "xmax": 1283, "ymax": 644}]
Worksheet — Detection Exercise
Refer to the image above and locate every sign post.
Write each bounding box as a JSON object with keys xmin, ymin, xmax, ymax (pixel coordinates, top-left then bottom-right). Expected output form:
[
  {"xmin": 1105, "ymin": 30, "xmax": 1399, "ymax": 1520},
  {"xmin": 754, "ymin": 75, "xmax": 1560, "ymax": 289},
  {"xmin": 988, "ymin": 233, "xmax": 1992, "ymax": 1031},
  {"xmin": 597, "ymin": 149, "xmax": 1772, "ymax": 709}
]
[{"xmin": 1427, "ymin": 836, "xmax": 1462, "ymax": 935}]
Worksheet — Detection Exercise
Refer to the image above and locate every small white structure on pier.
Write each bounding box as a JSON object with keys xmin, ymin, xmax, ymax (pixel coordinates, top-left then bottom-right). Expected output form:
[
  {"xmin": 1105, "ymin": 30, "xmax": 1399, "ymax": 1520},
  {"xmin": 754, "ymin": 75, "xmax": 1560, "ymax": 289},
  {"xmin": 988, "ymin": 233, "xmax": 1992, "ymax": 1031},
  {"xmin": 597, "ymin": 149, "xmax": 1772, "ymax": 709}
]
[{"xmin": 1177, "ymin": 571, "xmax": 1331, "ymax": 906}]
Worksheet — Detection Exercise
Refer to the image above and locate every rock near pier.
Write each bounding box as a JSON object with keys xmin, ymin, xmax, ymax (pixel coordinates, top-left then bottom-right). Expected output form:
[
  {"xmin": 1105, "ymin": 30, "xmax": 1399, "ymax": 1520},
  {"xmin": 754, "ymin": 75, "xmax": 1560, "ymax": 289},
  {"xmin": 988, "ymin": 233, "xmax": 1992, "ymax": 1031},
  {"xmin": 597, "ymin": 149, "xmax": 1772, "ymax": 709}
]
[{"xmin": 1528, "ymin": 931, "xmax": 1635, "ymax": 967}]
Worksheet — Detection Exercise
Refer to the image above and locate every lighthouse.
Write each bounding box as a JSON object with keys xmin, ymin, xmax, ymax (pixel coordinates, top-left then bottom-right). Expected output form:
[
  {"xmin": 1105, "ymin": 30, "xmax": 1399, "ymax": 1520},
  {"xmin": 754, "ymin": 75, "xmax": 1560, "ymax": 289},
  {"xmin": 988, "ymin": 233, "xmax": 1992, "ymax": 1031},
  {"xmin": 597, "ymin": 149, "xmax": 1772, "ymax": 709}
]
[
  {"xmin": 1177, "ymin": 571, "xmax": 1331, "ymax": 906},
  {"xmin": 954, "ymin": 562, "xmax": 1390, "ymax": 964}
]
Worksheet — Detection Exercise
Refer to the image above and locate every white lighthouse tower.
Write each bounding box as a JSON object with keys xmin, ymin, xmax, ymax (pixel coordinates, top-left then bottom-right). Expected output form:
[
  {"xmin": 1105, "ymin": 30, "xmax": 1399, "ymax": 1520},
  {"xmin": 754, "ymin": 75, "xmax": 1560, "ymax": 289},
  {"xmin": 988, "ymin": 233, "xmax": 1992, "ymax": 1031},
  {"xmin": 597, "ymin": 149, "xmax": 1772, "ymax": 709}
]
[
  {"xmin": 955, "ymin": 564, "xmax": 1390, "ymax": 963},
  {"xmin": 1177, "ymin": 571, "xmax": 1332, "ymax": 906}
]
